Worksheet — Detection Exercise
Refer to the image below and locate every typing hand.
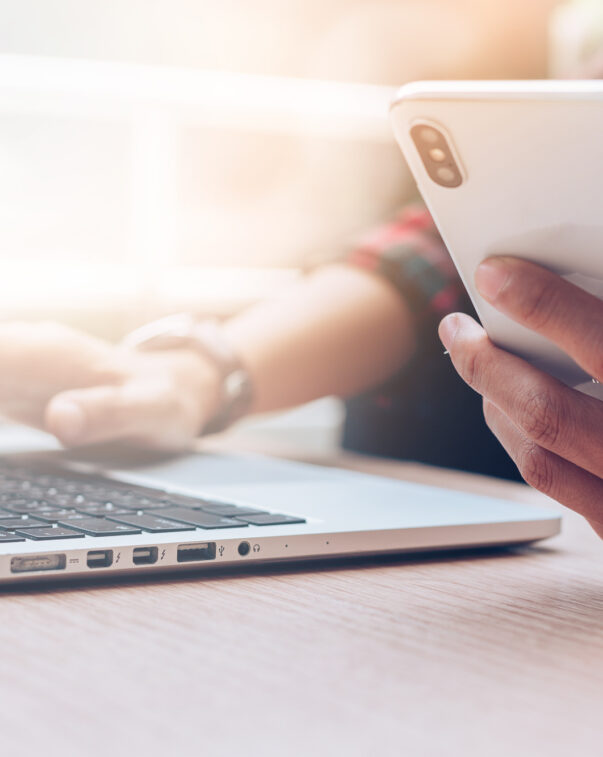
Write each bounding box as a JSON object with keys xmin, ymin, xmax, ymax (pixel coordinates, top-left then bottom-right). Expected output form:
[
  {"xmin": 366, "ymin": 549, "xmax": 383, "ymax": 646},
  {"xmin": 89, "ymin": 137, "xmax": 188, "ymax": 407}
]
[
  {"xmin": 45, "ymin": 347, "xmax": 221, "ymax": 450},
  {"xmin": 0, "ymin": 321, "xmax": 220, "ymax": 450},
  {"xmin": 439, "ymin": 257, "xmax": 603, "ymax": 539},
  {"xmin": 0, "ymin": 321, "xmax": 124, "ymax": 427}
]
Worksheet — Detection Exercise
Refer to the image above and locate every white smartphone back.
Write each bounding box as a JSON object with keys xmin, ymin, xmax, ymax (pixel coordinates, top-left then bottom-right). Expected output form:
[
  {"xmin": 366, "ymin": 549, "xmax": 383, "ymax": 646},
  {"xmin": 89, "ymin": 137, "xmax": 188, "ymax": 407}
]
[{"xmin": 390, "ymin": 80, "xmax": 603, "ymax": 398}]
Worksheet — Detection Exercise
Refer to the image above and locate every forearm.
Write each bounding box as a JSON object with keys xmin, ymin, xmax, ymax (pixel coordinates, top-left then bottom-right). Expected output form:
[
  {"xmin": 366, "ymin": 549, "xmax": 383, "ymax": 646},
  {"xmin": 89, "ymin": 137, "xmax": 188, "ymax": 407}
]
[
  {"xmin": 222, "ymin": 264, "xmax": 414, "ymax": 415},
  {"xmin": 28, "ymin": 265, "xmax": 412, "ymax": 449}
]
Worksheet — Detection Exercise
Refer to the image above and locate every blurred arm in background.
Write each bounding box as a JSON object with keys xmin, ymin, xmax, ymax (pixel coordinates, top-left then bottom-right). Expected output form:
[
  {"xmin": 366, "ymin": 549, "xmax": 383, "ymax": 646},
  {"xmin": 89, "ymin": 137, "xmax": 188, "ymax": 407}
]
[
  {"xmin": 42, "ymin": 207, "xmax": 461, "ymax": 450},
  {"xmin": 222, "ymin": 264, "xmax": 414, "ymax": 415},
  {"xmin": 0, "ymin": 262, "xmax": 412, "ymax": 449},
  {"xmin": 0, "ymin": 0, "xmax": 560, "ymax": 449}
]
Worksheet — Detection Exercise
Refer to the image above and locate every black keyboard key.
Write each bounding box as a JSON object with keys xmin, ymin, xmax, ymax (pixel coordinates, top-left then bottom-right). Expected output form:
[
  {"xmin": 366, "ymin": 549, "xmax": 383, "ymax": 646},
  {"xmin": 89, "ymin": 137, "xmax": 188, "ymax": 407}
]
[
  {"xmin": 18, "ymin": 487, "xmax": 54, "ymax": 499},
  {"xmin": 0, "ymin": 508, "xmax": 23, "ymax": 519},
  {"xmin": 0, "ymin": 516, "xmax": 50, "ymax": 530},
  {"xmin": 52, "ymin": 481, "xmax": 84, "ymax": 494},
  {"xmin": 32, "ymin": 509, "xmax": 83, "ymax": 523},
  {"xmin": 125, "ymin": 501, "xmax": 170, "ymax": 510},
  {"xmin": 43, "ymin": 493, "xmax": 86, "ymax": 508},
  {"xmin": 97, "ymin": 493, "xmax": 166, "ymax": 509},
  {"xmin": 130, "ymin": 485, "xmax": 172, "ymax": 497},
  {"xmin": 235, "ymin": 513, "xmax": 306, "ymax": 526},
  {"xmin": 72, "ymin": 502, "xmax": 136, "ymax": 516},
  {"xmin": 0, "ymin": 495, "xmax": 38, "ymax": 506},
  {"xmin": 54, "ymin": 512, "xmax": 107, "ymax": 523},
  {"xmin": 8, "ymin": 507, "xmax": 62, "ymax": 517},
  {"xmin": 199, "ymin": 504, "xmax": 266, "ymax": 517},
  {"xmin": 0, "ymin": 533, "xmax": 27, "ymax": 542},
  {"xmin": 158, "ymin": 507, "xmax": 247, "ymax": 529},
  {"xmin": 57, "ymin": 518, "xmax": 142, "ymax": 537},
  {"xmin": 15, "ymin": 525, "xmax": 85, "ymax": 540},
  {"xmin": 106, "ymin": 513, "xmax": 196, "ymax": 533},
  {"xmin": 0, "ymin": 482, "xmax": 35, "ymax": 494},
  {"xmin": 158, "ymin": 493, "xmax": 210, "ymax": 509},
  {"xmin": 80, "ymin": 488, "xmax": 121, "ymax": 499},
  {"xmin": 2, "ymin": 500, "xmax": 59, "ymax": 514}
]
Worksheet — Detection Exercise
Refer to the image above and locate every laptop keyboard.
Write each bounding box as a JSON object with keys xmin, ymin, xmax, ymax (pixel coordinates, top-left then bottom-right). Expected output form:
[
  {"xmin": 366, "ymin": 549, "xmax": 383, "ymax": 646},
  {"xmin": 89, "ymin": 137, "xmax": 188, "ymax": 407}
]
[{"xmin": 0, "ymin": 461, "xmax": 306, "ymax": 543}]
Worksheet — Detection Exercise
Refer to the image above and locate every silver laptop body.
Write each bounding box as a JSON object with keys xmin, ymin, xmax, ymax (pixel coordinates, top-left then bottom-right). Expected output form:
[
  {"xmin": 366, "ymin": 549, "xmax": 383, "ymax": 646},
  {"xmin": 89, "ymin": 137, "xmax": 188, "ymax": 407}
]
[{"xmin": 0, "ymin": 450, "xmax": 560, "ymax": 585}]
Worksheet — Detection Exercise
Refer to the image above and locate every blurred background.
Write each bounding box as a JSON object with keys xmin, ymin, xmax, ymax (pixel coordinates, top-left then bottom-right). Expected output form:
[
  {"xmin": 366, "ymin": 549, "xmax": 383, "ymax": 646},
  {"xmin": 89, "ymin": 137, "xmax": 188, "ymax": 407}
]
[
  {"xmin": 0, "ymin": 0, "xmax": 596, "ymax": 447},
  {"xmin": 0, "ymin": 1, "xmax": 562, "ymax": 329}
]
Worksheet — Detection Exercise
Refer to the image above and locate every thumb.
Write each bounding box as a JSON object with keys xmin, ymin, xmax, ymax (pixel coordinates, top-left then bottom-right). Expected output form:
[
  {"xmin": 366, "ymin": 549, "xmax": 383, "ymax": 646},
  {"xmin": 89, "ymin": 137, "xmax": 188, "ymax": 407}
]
[{"xmin": 45, "ymin": 384, "xmax": 149, "ymax": 447}]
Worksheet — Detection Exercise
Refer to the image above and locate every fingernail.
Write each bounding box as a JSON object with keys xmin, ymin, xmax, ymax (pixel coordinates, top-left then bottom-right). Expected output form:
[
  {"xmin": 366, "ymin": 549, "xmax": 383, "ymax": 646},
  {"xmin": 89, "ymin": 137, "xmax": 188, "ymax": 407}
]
[
  {"xmin": 475, "ymin": 258, "xmax": 510, "ymax": 302},
  {"xmin": 439, "ymin": 314, "xmax": 459, "ymax": 351},
  {"xmin": 51, "ymin": 400, "xmax": 85, "ymax": 443}
]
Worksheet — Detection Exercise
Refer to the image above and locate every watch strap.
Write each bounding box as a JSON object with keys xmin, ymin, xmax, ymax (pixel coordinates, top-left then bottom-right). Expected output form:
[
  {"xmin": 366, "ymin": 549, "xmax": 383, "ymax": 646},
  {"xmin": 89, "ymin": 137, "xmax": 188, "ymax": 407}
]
[{"xmin": 123, "ymin": 314, "xmax": 253, "ymax": 434}]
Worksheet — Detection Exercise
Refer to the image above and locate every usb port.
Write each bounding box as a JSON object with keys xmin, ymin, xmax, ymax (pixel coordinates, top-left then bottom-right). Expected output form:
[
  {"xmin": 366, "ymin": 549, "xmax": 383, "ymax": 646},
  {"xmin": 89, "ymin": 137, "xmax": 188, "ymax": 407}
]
[
  {"xmin": 177, "ymin": 542, "xmax": 216, "ymax": 562},
  {"xmin": 87, "ymin": 550, "xmax": 113, "ymax": 569},
  {"xmin": 133, "ymin": 546, "xmax": 158, "ymax": 566}
]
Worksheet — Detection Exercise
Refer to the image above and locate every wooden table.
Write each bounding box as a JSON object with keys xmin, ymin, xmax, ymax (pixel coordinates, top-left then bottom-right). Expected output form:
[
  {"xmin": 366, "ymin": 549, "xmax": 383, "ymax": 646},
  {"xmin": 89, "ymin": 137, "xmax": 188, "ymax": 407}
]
[{"xmin": 0, "ymin": 439, "xmax": 601, "ymax": 757}]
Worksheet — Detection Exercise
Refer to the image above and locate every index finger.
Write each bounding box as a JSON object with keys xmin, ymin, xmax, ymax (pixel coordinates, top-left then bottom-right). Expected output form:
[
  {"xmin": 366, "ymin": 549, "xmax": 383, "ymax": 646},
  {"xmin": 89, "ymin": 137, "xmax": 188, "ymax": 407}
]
[
  {"xmin": 438, "ymin": 312, "xmax": 603, "ymax": 479},
  {"xmin": 475, "ymin": 256, "xmax": 603, "ymax": 382}
]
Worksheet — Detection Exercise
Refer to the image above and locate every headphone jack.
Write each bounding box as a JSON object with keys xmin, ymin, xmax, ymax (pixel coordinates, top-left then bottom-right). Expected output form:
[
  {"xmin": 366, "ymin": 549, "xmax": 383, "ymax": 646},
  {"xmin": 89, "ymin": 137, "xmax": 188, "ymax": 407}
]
[{"xmin": 238, "ymin": 541, "xmax": 251, "ymax": 556}]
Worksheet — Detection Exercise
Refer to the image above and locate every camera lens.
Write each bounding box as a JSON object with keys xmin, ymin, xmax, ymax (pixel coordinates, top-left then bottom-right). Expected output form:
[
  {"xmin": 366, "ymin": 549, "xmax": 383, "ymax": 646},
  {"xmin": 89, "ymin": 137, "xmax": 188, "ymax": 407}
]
[
  {"xmin": 419, "ymin": 127, "xmax": 440, "ymax": 144},
  {"xmin": 428, "ymin": 147, "xmax": 447, "ymax": 163},
  {"xmin": 436, "ymin": 166, "xmax": 456, "ymax": 183},
  {"xmin": 410, "ymin": 122, "xmax": 463, "ymax": 188}
]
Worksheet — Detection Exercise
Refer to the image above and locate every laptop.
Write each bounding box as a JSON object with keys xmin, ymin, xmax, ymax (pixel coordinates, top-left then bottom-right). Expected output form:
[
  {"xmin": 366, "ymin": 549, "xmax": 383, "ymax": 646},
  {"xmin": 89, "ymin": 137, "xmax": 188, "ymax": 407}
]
[{"xmin": 0, "ymin": 445, "xmax": 559, "ymax": 584}]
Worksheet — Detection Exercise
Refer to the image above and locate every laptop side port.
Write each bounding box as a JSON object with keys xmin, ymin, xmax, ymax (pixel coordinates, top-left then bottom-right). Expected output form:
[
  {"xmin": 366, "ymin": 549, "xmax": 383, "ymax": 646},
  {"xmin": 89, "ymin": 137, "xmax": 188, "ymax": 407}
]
[
  {"xmin": 87, "ymin": 550, "xmax": 113, "ymax": 569},
  {"xmin": 177, "ymin": 542, "xmax": 216, "ymax": 562},
  {"xmin": 132, "ymin": 546, "xmax": 158, "ymax": 566},
  {"xmin": 11, "ymin": 554, "xmax": 67, "ymax": 573}
]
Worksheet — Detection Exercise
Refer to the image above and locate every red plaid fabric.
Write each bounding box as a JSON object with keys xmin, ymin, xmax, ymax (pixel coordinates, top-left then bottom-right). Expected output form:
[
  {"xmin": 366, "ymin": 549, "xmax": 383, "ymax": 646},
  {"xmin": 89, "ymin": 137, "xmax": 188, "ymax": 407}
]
[
  {"xmin": 341, "ymin": 204, "xmax": 522, "ymax": 481},
  {"xmin": 347, "ymin": 205, "xmax": 466, "ymax": 321}
]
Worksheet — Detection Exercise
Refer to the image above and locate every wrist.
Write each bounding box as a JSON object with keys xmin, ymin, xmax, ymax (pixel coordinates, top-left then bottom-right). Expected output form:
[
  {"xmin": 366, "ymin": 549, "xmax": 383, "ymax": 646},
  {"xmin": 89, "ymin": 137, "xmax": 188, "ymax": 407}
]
[
  {"xmin": 123, "ymin": 315, "xmax": 254, "ymax": 435},
  {"xmin": 185, "ymin": 350, "xmax": 224, "ymax": 432}
]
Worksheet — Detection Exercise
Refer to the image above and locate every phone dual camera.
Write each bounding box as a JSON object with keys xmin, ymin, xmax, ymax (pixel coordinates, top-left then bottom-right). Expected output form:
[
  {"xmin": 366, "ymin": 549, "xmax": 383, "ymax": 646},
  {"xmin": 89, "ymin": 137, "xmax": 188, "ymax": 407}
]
[{"xmin": 410, "ymin": 123, "xmax": 463, "ymax": 188}]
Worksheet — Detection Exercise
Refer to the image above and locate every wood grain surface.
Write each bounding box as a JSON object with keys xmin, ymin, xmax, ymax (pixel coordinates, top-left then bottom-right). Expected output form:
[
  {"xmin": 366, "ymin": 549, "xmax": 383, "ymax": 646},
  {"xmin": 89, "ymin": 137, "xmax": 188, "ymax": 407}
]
[{"xmin": 0, "ymin": 440, "xmax": 601, "ymax": 757}]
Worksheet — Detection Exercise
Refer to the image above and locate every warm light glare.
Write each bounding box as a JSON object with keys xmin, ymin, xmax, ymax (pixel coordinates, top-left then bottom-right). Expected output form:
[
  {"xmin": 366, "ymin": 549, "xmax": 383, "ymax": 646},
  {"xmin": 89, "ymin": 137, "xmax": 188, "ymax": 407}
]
[
  {"xmin": 0, "ymin": 1, "xmax": 558, "ymax": 329},
  {"xmin": 0, "ymin": 259, "xmax": 300, "ymax": 320}
]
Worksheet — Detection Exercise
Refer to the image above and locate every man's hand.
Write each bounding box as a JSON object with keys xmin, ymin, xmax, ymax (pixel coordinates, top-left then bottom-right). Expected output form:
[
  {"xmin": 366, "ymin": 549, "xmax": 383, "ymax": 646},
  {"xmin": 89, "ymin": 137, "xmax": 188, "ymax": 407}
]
[
  {"xmin": 0, "ymin": 321, "xmax": 125, "ymax": 427},
  {"xmin": 45, "ymin": 348, "xmax": 221, "ymax": 450},
  {"xmin": 0, "ymin": 321, "xmax": 221, "ymax": 450},
  {"xmin": 439, "ymin": 257, "xmax": 603, "ymax": 538}
]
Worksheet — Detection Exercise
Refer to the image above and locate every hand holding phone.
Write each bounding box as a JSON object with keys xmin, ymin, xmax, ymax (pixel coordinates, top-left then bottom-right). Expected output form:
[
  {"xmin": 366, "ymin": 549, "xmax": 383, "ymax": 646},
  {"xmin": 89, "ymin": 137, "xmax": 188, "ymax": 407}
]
[
  {"xmin": 438, "ymin": 255, "xmax": 603, "ymax": 538},
  {"xmin": 390, "ymin": 80, "xmax": 603, "ymax": 398}
]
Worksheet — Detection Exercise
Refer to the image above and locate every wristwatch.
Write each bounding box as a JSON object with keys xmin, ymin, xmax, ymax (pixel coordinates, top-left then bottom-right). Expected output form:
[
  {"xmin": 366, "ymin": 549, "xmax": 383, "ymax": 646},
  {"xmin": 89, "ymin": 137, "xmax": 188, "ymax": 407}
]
[{"xmin": 122, "ymin": 313, "xmax": 253, "ymax": 435}]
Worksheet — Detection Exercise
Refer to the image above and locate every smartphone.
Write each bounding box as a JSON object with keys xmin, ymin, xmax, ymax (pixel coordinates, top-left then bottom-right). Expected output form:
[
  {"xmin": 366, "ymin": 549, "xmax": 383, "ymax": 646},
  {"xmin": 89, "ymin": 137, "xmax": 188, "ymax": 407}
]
[{"xmin": 390, "ymin": 80, "xmax": 603, "ymax": 398}]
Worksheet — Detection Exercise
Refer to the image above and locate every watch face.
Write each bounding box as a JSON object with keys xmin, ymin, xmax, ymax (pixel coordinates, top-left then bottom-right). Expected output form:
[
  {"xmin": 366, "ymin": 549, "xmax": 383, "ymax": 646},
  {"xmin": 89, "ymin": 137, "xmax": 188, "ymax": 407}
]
[
  {"xmin": 223, "ymin": 369, "xmax": 248, "ymax": 400},
  {"xmin": 124, "ymin": 315, "xmax": 253, "ymax": 433},
  {"xmin": 203, "ymin": 368, "xmax": 253, "ymax": 435}
]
